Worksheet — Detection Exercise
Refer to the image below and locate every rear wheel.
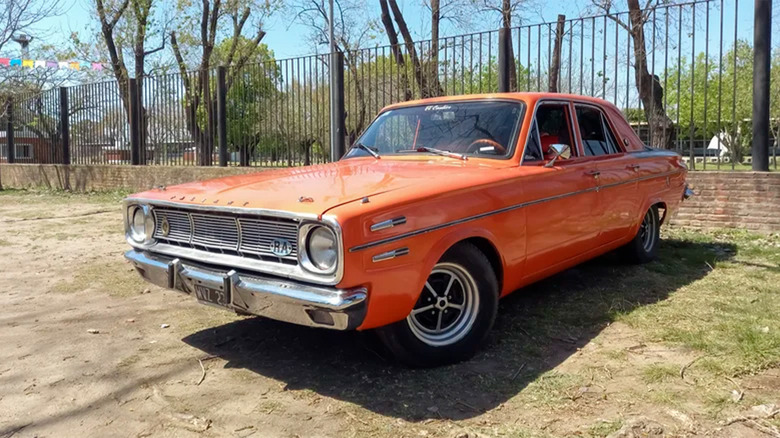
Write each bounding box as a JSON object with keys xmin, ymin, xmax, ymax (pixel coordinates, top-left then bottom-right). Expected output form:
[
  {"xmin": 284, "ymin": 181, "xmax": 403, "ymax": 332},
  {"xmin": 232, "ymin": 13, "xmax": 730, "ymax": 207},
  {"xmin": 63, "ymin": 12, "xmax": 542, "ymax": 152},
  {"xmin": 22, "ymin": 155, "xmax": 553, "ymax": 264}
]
[
  {"xmin": 376, "ymin": 243, "xmax": 498, "ymax": 367},
  {"xmin": 623, "ymin": 205, "xmax": 660, "ymax": 264}
]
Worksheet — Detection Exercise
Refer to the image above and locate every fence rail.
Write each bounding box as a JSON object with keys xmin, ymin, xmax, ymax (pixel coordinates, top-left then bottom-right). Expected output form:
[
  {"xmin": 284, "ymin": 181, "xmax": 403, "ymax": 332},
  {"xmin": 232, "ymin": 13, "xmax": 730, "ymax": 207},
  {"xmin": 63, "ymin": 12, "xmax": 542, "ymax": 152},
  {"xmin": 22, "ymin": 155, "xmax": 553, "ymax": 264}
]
[{"xmin": 1, "ymin": 0, "xmax": 777, "ymax": 170}]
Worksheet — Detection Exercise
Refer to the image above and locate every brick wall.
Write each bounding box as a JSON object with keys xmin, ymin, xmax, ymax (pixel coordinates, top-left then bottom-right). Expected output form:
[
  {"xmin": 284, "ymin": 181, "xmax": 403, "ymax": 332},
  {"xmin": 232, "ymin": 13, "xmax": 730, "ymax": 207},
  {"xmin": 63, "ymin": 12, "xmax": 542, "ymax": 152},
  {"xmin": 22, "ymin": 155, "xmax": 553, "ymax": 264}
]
[
  {"xmin": 0, "ymin": 164, "xmax": 265, "ymax": 193},
  {"xmin": 1, "ymin": 164, "xmax": 778, "ymax": 232},
  {"xmin": 670, "ymin": 172, "xmax": 780, "ymax": 233}
]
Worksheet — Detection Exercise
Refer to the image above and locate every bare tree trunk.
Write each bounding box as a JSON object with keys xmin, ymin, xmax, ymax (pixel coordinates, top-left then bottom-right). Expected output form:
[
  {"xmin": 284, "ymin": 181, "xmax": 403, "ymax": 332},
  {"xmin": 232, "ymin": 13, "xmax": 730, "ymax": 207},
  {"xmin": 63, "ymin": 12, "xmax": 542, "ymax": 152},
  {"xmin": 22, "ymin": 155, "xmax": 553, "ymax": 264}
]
[
  {"xmin": 501, "ymin": 0, "xmax": 517, "ymax": 91},
  {"xmin": 627, "ymin": 0, "xmax": 674, "ymax": 149},
  {"xmin": 378, "ymin": 0, "xmax": 412, "ymax": 101},
  {"xmin": 548, "ymin": 14, "xmax": 565, "ymax": 92},
  {"xmin": 387, "ymin": 0, "xmax": 442, "ymax": 97},
  {"xmin": 431, "ymin": 0, "xmax": 441, "ymax": 95}
]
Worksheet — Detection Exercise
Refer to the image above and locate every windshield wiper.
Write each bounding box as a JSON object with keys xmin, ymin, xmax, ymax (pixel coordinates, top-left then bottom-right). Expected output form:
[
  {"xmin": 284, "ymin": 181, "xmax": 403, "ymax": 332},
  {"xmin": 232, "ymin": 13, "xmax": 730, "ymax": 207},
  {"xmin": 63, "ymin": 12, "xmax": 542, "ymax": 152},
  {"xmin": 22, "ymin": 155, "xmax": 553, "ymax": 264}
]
[
  {"xmin": 351, "ymin": 142, "xmax": 380, "ymax": 159},
  {"xmin": 414, "ymin": 146, "xmax": 468, "ymax": 161}
]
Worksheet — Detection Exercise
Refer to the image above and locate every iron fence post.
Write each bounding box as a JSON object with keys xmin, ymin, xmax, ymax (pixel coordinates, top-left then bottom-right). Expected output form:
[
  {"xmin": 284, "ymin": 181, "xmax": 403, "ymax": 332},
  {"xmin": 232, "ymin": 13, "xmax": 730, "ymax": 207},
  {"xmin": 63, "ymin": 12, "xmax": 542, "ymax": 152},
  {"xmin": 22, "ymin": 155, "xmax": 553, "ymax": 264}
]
[
  {"xmin": 752, "ymin": 0, "xmax": 771, "ymax": 171},
  {"xmin": 217, "ymin": 66, "xmax": 229, "ymax": 167},
  {"xmin": 129, "ymin": 79, "xmax": 141, "ymax": 165},
  {"xmin": 59, "ymin": 87, "xmax": 70, "ymax": 165},
  {"xmin": 6, "ymin": 101, "xmax": 14, "ymax": 164},
  {"xmin": 329, "ymin": 51, "xmax": 346, "ymax": 161},
  {"xmin": 498, "ymin": 28, "xmax": 511, "ymax": 93}
]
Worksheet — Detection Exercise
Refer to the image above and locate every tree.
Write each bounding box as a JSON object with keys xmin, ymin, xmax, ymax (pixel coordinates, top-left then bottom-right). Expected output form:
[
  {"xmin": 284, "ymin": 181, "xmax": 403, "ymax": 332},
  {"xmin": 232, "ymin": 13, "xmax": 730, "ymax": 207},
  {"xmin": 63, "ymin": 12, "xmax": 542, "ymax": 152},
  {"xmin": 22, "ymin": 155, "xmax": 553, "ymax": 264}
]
[
  {"xmin": 169, "ymin": 0, "xmax": 279, "ymax": 165},
  {"xmin": 469, "ymin": 0, "xmax": 531, "ymax": 91},
  {"xmin": 592, "ymin": 0, "xmax": 675, "ymax": 149},
  {"xmin": 378, "ymin": 0, "xmax": 444, "ymax": 99},
  {"xmin": 665, "ymin": 41, "xmax": 780, "ymax": 163}
]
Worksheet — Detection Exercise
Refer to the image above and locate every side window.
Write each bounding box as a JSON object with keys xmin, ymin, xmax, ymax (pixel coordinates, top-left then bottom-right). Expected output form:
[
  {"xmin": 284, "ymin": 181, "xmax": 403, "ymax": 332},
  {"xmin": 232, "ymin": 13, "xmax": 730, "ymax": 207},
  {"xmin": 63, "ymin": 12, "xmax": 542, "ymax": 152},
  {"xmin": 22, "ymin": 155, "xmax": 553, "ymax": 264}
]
[
  {"xmin": 523, "ymin": 121, "xmax": 543, "ymax": 161},
  {"xmin": 576, "ymin": 106, "xmax": 622, "ymax": 156},
  {"xmin": 535, "ymin": 104, "xmax": 575, "ymax": 160}
]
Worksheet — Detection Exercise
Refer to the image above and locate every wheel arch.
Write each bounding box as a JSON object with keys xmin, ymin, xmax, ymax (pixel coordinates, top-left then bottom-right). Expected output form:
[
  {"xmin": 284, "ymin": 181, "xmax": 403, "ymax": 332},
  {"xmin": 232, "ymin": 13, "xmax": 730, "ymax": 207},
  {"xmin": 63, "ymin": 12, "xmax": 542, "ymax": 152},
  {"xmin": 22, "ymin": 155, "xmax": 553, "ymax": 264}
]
[{"xmin": 417, "ymin": 227, "xmax": 506, "ymax": 298}]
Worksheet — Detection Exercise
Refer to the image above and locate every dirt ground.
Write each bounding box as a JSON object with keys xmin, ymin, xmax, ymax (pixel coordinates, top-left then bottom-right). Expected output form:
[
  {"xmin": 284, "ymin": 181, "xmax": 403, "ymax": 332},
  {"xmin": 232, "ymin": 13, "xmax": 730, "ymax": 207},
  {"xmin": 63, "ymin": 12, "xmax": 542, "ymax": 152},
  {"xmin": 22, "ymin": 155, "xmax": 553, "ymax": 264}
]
[{"xmin": 0, "ymin": 190, "xmax": 778, "ymax": 438}]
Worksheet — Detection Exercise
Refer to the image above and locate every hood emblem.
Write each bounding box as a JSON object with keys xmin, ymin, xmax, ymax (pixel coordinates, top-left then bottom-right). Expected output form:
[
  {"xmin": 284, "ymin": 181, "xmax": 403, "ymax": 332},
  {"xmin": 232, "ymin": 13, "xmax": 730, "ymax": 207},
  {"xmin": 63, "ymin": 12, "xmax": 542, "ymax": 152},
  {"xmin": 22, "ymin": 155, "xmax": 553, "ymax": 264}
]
[
  {"xmin": 299, "ymin": 196, "xmax": 314, "ymax": 203},
  {"xmin": 269, "ymin": 238, "xmax": 293, "ymax": 257},
  {"xmin": 161, "ymin": 217, "xmax": 170, "ymax": 237}
]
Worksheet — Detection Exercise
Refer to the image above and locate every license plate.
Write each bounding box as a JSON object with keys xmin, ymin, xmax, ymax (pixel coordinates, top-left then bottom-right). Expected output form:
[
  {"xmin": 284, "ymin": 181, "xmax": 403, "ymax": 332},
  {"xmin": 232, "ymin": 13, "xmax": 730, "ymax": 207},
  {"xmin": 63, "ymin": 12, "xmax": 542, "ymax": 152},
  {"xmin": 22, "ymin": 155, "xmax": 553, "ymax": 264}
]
[{"xmin": 194, "ymin": 284, "xmax": 230, "ymax": 308}]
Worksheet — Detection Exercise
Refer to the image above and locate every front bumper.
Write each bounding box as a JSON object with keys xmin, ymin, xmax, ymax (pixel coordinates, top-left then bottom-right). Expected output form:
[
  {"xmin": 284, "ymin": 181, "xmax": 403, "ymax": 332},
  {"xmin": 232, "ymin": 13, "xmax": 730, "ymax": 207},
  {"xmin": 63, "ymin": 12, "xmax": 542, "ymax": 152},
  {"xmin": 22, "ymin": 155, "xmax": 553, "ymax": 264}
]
[{"xmin": 124, "ymin": 250, "xmax": 367, "ymax": 330}]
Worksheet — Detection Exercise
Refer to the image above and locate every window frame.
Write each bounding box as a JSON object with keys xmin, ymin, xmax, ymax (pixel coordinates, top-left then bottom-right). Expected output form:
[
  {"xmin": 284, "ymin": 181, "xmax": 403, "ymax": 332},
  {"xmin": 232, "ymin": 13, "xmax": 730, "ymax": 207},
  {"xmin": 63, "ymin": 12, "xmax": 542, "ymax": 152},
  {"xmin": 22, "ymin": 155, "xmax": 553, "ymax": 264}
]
[
  {"xmin": 0, "ymin": 143, "xmax": 34, "ymax": 160},
  {"xmin": 520, "ymin": 99, "xmax": 581, "ymax": 165},
  {"xmin": 347, "ymin": 98, "xmax": 527, "ymax": 161},
  {"xmin": 573, "ymin": 103, "xmax": 625, "ymax": 158}
]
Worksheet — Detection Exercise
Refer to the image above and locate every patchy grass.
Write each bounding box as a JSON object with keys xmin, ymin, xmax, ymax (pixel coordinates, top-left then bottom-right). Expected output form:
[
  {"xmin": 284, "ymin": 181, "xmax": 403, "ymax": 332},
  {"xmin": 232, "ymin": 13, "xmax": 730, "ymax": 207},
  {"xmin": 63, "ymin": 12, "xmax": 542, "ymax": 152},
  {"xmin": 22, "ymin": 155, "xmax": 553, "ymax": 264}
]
[
  {"xmin": 642, "ymin": 363, "xmax": 680, "ymax": 384},
  {"xmin": 52, "ymin": 259, "xmax": 143, "ymax": 297},
  {"xmin": 618, "ymin": 228, "xmax": 780, "ymax": 378},
  {"xmin": 0, "ymin": 188, "xmax": 131, "ymax": 206},
  {"xmin": 0, "ymin": 239, "xmax": 11, "ymax": 247}
]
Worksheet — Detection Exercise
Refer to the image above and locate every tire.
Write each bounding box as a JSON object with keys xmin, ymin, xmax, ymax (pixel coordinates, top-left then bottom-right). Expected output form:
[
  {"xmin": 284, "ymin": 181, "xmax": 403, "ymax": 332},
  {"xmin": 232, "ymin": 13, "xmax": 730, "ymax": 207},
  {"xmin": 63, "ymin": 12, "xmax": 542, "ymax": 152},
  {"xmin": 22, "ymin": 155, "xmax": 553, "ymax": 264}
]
[
  {"xmin": 376, "ymin": 242, "xmax": 499, "ymax": 367},
  {"xmin": 623, "ymin": 205, "xmax": 661, "ymax": 264}
]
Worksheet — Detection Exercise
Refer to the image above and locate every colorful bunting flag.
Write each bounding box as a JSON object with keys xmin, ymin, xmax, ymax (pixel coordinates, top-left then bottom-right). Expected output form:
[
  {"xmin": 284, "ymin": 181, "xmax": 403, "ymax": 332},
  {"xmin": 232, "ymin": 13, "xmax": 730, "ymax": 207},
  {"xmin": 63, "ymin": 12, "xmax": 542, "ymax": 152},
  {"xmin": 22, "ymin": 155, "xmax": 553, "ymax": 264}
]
[{"xmin": 0, "ymin": 56, "xmax": 109, "ymax": 71}]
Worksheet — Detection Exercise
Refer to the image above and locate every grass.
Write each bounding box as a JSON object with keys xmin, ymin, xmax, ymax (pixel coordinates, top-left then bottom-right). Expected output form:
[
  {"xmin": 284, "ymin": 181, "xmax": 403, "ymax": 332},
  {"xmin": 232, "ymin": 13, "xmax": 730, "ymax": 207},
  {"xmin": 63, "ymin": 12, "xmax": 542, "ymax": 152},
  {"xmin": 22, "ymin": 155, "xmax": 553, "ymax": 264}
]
[
  {"xmin": 642, "ymin": 364, "xmax": 680, "ymax": 384},
  {"xmin": 0, "ymin": 188, "xmax": 131, "ymax": 205},
  {"xmin": 618, "ymin": 228, "xmax": 780, "ymax": 378},
  {"xmin": 52, "ymin": 259, "xmax": 144, "ymax": 298}
]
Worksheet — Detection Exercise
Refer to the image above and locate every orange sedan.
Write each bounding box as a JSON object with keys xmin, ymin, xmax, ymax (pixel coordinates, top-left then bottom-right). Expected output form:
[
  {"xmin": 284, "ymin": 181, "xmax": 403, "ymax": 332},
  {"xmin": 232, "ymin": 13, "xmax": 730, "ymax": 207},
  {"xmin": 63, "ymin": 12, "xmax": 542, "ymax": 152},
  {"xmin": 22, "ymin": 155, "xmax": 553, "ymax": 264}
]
[{"xmin": 124, "ymin": 93, "xmax": 691, "ymax": 367}]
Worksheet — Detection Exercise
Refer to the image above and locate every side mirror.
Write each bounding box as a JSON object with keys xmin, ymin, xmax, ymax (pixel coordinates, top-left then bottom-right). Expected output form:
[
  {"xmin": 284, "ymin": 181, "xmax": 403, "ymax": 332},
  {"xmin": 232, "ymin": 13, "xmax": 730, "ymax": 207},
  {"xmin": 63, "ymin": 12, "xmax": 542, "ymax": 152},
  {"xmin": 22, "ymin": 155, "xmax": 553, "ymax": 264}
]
[{"xmin": 544, "ymin": 144, "xmax": 571, "ymax": 167}]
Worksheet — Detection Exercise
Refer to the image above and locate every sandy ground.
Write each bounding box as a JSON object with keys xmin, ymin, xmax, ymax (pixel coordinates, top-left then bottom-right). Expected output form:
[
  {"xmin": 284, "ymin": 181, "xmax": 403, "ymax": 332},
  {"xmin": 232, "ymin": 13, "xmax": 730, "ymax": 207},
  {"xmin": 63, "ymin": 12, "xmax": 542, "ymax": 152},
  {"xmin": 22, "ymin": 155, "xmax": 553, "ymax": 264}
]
[{"xmin": 0, "ymin": 192, "xmax": 778, "ymax": 438}]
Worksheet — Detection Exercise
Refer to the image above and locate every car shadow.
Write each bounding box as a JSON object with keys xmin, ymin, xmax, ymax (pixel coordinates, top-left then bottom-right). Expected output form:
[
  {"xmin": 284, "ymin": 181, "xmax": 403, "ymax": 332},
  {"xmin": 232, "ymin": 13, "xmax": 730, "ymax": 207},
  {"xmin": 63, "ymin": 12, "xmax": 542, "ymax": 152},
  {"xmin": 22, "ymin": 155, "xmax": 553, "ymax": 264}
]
[{"xmin": 182, "ymin": 238, "xmax": 736, "ymax": 421}]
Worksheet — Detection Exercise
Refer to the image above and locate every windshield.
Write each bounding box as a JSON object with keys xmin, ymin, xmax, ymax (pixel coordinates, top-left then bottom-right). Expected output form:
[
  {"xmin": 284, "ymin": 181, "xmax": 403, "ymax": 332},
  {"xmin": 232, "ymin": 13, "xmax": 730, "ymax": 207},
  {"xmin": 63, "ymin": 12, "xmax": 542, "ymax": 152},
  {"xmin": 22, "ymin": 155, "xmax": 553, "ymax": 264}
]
[{"xmin": 345, "ymin": 101, "xmax": 524, "ymax": 159}]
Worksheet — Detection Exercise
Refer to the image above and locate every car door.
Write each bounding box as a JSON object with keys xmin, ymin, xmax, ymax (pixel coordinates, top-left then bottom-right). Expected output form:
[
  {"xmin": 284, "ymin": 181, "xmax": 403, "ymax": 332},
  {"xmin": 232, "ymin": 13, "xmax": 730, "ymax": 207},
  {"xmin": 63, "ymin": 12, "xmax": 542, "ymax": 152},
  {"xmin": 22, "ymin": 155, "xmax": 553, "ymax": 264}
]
[
  {"xmin": 573, "ymin": 104, "xmax": 641, "ymax": 246},
  {"xmin": 521, "ymin": 101, "xmax": 602, "ymax": 280}
]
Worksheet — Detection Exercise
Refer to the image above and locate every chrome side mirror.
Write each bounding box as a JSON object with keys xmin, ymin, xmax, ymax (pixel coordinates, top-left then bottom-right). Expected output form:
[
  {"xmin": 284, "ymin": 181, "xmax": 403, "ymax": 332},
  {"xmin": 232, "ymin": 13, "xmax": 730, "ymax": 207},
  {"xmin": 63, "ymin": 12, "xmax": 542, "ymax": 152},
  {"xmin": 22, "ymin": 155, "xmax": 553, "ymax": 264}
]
[{"xmin": 544, "ymin": 144, "xmax": 571, "ymax": 167}]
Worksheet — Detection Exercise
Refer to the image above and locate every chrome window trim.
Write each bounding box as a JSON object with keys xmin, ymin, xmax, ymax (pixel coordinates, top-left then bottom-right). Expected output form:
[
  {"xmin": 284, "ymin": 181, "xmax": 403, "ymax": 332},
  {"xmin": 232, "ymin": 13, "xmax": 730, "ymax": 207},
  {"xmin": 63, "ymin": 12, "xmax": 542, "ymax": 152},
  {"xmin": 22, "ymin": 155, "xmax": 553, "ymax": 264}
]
[
  {"xmin": 519, "ymin": 98, "xmax": 581, "ymax": 165},
  {"xmin": 349, "ymin": 169, "xmax": 683, "ymax": 253},
  {"xmin": 123, "ymin": 198, "xmax": 344, "ymax": 286}
]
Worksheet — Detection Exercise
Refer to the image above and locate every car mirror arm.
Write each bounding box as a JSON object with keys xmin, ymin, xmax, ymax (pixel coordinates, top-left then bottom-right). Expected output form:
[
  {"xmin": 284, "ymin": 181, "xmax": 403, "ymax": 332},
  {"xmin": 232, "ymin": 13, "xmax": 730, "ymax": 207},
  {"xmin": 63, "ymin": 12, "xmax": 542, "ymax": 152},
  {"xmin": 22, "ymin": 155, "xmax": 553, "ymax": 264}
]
[{"xmin": 544, "ymin": 144, "xmax": 571, "ymax": 168}]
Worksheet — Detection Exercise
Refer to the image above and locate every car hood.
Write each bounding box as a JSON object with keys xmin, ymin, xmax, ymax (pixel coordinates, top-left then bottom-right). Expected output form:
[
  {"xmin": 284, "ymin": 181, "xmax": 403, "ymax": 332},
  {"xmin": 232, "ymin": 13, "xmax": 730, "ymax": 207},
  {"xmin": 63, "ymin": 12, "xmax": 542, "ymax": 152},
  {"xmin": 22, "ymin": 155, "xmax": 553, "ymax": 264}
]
[{"xmin": 130, "ymin": 156, "xmax": 515, "ymax": 217}]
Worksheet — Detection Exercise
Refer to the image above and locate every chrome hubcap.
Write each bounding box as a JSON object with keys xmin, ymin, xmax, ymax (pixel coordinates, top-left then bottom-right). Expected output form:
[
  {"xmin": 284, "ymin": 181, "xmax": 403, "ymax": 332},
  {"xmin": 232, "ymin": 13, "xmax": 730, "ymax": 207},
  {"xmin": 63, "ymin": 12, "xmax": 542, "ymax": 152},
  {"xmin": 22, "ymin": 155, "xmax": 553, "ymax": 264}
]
[
  {"xmin": 639, "ymin": 210, "xmax": 658, "ymax": 253},
  {"xmin": 406, "ymin": 263, "xmax": 479, "ymax": 347}
]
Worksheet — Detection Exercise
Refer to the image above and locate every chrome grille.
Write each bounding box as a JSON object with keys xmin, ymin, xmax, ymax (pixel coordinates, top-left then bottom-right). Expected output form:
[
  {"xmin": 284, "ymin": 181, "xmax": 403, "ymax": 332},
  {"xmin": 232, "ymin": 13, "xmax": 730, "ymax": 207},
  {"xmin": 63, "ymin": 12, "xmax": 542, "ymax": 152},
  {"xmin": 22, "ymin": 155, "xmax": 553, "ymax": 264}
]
[{"xmin": 152, "ymin": 207, "xmax": 299, "ymax": 264}]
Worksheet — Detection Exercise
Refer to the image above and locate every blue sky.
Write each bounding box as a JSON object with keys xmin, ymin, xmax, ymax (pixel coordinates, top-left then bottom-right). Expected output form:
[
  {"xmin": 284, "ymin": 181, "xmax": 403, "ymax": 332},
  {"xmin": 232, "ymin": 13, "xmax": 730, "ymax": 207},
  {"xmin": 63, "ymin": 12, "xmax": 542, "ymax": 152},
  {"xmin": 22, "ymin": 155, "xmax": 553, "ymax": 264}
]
[{"xmin": 14, "ymin": 0, "xmax": 764, "ymax": 62}]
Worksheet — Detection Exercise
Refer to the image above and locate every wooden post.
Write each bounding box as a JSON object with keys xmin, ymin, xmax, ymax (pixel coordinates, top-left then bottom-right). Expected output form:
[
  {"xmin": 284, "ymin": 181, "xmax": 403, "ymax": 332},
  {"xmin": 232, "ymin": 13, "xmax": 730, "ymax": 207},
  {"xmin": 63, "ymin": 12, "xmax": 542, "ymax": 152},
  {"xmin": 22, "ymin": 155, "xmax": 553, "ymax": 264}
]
[
  {"xmin": 498, "ymin": 28, "xmax": 511, "ymax": 93},
  {"xmin": 216, "ymin": 66, "xmax": 228, "ymax": 167},
  {"xmin": 548, "ymin": 14, "xmax": 566, "ymax": 93},
  {"xmin": 59, "ymin": 87, "xmax": 70, "ymax": 165}
]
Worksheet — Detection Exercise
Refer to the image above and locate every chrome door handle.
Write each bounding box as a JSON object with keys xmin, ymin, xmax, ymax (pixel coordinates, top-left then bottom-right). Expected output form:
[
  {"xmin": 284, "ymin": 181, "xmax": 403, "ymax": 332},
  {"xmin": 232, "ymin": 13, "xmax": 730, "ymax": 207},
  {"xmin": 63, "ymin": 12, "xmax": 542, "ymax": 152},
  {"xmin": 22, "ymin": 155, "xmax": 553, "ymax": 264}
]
[
  {"xmin": 587, "ymin": 170, "xmax": 601, "ymax": 178},
  {"xmin": 627, "ymin": 164, "xmax": 641, "ymax": 171}
]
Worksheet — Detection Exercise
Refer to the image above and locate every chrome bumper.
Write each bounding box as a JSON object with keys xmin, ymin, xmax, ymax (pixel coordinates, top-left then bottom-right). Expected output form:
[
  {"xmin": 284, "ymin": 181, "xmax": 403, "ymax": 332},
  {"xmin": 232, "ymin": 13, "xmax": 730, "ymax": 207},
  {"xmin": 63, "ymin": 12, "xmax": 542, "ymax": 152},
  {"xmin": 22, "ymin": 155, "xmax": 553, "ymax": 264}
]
[{"xmin": 124, "ymin": 250, "xmax": 367, "ymax": 330}]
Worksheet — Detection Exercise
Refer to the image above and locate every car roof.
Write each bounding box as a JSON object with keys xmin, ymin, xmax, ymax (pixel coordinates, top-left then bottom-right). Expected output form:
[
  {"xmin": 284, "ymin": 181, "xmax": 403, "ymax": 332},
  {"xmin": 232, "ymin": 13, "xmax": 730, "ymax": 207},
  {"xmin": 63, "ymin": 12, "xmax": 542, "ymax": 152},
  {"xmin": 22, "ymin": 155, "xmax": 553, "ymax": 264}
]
[{"xmin": 380, "ymin": 92, "xmax": 619, "ymax": 113}]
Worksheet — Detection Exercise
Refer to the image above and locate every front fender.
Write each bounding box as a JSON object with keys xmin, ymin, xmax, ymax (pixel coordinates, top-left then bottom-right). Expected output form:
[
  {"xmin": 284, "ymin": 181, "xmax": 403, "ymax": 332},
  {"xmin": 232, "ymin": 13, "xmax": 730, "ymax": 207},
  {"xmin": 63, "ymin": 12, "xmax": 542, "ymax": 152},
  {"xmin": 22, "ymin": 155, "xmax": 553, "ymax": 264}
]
[{"xmin": 357, "ymin": 226, "xmax": 504, "ymax": 330}]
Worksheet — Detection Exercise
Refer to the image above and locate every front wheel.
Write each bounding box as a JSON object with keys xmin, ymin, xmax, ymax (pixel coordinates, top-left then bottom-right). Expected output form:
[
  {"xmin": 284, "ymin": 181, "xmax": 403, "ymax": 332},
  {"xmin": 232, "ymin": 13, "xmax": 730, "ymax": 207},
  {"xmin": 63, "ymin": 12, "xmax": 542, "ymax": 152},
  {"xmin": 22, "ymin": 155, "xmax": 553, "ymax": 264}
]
[
  {"xmin": 623, "ymin": 205, "xmax": 661, "ymax": 264},
  {"xmin": 376, "ymin": 243, "xmax": 498, "ymax": 367}
]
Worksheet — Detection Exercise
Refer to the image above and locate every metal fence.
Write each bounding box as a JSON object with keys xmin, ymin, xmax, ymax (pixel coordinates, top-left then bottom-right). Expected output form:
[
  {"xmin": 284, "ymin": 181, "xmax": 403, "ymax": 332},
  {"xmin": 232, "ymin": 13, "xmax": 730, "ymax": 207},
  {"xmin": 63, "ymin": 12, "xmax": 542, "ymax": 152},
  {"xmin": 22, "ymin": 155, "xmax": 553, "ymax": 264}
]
[{"xmin": 1, "ymin": 0, "xmax": 776, "ymax": 169}]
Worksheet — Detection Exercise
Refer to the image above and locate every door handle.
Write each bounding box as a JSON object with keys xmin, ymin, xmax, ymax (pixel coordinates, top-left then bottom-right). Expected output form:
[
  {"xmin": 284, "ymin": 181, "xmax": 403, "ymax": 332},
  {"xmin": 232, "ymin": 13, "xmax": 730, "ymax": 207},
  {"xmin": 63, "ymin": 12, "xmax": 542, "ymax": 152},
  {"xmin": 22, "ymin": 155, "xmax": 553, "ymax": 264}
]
[
  {"xmin": 627, "ymin": 164, "xmax": 641, "ymax": 171},
  {"xmin": 587, "ymin": 170, "xmax": 601, "ymax": 179}
]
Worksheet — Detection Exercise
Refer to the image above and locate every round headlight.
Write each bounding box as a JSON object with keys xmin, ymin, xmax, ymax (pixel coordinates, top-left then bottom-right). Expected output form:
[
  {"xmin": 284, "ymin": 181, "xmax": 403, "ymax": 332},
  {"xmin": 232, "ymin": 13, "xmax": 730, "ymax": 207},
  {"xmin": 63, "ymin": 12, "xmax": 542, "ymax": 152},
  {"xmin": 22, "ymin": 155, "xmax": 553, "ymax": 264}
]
[
  {"xmin": 129, "ymin": 206, "xmax": 147, "ymax": 242},
  {"xmin": 306, "ymin": 226, "xmax": 337, "ymax": 271}
]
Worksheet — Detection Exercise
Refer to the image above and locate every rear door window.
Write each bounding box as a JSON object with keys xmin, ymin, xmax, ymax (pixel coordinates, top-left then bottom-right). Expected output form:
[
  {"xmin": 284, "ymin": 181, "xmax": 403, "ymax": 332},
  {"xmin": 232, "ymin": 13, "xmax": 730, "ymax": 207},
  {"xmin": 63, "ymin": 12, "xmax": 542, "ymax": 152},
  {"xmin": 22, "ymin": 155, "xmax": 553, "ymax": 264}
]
[{"xmin": 575, "ymin": 106, "xmax": 621, "ymax": 156}]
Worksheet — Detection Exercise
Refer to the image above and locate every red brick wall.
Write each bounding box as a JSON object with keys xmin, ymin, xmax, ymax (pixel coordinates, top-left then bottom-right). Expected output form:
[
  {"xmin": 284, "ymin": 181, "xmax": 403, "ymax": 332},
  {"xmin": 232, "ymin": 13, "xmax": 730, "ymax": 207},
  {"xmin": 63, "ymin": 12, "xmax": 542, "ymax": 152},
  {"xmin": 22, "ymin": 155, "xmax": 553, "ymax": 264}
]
[
  {"xmin": 670, "ymin": 172, "xmax": 780, "ymax": 233},
  {"xmin": 1, "ymin": 164, "xmax": 778, "ymax": 232}
]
